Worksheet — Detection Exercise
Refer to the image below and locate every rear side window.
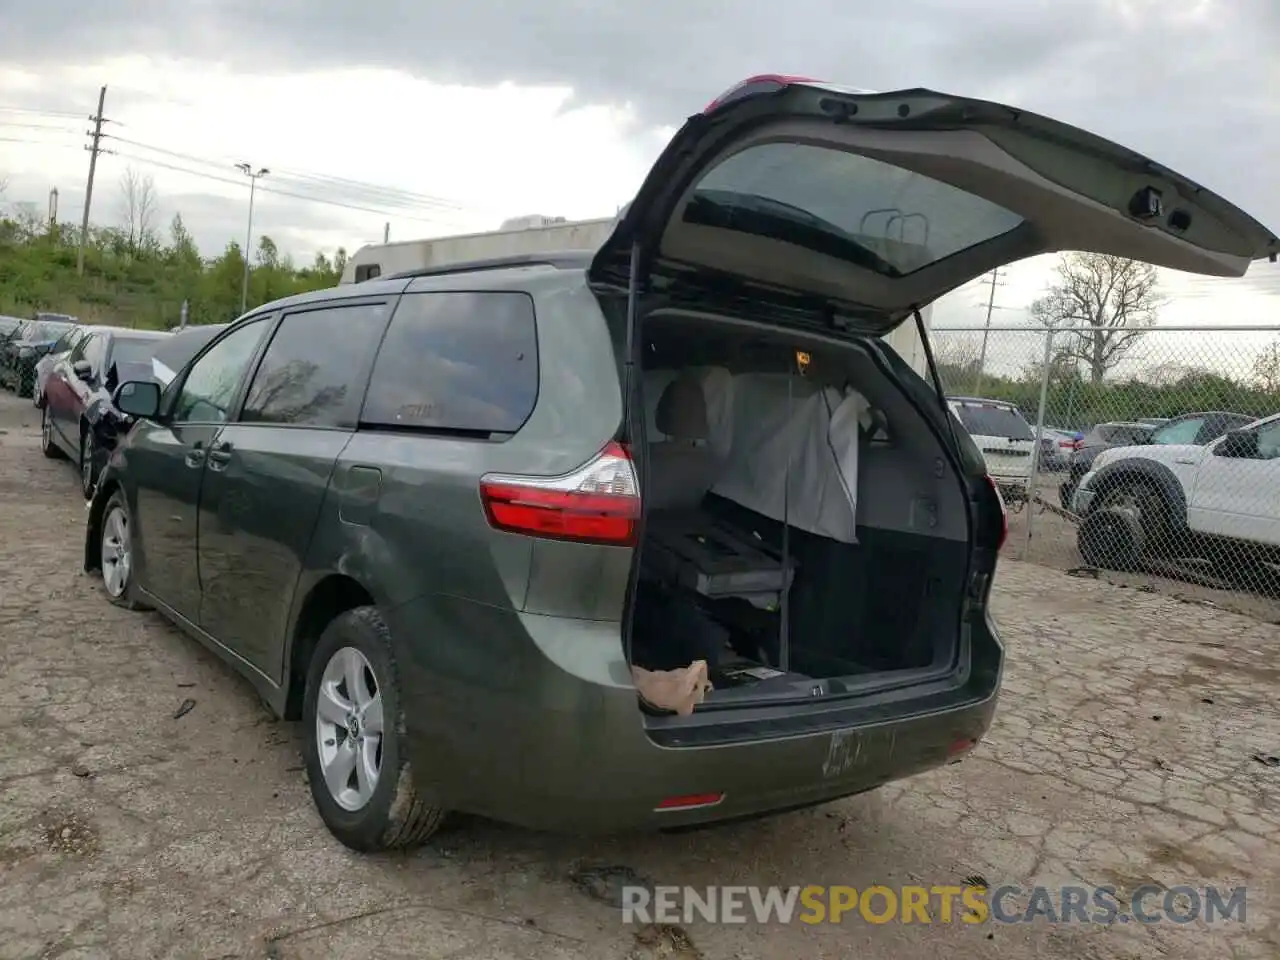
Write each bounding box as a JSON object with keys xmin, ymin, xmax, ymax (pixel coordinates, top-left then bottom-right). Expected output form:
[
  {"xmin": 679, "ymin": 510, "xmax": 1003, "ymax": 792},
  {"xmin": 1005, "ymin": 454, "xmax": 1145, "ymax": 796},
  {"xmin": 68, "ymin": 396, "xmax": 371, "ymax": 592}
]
[
  {"xmin": 361, "ymin": 291, "xmax": 539, "ymax": 435},
  {"xmin": 954, "ymin": 404, "xmax": 1033, "ymax": 441},
  {"xmin": 241, "ymin": 303, "xmax": 391, "ymax": 427}
]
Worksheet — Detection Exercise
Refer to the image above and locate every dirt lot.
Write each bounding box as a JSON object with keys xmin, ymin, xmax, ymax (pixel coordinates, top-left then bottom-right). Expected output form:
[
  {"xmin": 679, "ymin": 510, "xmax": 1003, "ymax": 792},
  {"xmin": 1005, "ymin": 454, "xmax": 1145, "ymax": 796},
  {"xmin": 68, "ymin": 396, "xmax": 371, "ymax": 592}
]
[{"xmin": 1, "ymin": 390, "xmax": 1278, "ymax": 960}]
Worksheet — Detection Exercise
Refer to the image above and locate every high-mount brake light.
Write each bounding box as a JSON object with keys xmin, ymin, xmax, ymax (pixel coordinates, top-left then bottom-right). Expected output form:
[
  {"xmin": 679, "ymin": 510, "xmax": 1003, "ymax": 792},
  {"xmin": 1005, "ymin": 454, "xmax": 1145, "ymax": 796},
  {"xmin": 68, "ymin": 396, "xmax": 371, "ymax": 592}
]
[
  {"xmin": 702, "ymin": 74, "xmax": 820, "ymax": 113},
  {"xmin": 479, "ymin": 441, "xmax": 641, "ymax": 546}
]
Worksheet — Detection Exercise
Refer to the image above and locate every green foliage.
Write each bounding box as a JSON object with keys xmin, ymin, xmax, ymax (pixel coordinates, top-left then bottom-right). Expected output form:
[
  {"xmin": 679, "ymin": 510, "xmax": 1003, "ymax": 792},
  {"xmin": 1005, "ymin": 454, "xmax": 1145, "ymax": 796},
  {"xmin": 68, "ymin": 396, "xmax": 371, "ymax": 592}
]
[
  {"xmin": 0, "ymin": 212, "xmax": 346, "ymax": 329},
  {"xmin": 938, "ymin": 356, "xmax": 1280, "ymax": 431}
]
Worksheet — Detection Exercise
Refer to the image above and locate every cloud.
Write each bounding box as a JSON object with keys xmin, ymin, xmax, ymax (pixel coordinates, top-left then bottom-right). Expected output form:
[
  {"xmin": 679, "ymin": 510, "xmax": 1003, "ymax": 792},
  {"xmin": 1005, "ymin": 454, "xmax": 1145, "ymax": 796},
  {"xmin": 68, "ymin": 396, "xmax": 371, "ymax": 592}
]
[{"xmin": 3, "ymin": 0, "xmax": 1278, "ymax": 311}]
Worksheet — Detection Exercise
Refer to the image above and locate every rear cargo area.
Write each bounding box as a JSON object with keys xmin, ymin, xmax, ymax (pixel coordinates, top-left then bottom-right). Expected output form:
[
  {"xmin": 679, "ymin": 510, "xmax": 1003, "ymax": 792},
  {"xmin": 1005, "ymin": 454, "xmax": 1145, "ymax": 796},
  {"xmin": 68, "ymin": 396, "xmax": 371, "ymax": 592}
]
[{"xmin": 626, "ymin": 311, "xmax": 973, "ymax": 712}]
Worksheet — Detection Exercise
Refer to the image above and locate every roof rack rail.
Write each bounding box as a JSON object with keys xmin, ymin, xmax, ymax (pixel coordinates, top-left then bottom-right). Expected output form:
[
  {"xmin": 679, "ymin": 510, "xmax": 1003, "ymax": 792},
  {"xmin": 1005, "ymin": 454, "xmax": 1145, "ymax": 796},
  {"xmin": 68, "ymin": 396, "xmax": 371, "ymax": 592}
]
[{"xmin": 385, "ymin": 251, "xmax": 595, "ymax": 282}]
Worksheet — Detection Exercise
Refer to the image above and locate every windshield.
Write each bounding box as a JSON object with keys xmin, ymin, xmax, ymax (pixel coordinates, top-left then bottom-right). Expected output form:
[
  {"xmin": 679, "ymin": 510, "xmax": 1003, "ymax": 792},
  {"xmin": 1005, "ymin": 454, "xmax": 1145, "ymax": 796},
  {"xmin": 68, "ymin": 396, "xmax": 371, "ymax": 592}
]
[
  {"xmin": 1150, "ymin": 417, "xmax": 1204, "ymax": 445},
  {"xmin": 23, "ymin": 321, "xmax": 72, "ymax": 342},
  {"xmin": 1095, "ymin": 424, "xmax": 1152, "ymax": 445},
  {"xmin": 687, "ymin": 142, "xmax": 1026, "ymax": 274},
  {"xmin": 954, "ymin": 403, "xmax": 1034, "ymax": 441},
  {"xmin": 110, "ymin": 336, "xmax": 165, "ymax": 366}
]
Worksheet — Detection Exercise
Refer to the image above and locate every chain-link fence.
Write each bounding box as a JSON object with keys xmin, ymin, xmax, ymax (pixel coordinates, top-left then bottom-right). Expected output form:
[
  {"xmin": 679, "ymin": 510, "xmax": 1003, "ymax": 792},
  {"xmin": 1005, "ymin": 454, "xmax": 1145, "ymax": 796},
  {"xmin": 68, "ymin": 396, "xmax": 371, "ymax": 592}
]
[{"xmin": 932, "ymin": 323, "xmax": 1280, "ymax": 616}]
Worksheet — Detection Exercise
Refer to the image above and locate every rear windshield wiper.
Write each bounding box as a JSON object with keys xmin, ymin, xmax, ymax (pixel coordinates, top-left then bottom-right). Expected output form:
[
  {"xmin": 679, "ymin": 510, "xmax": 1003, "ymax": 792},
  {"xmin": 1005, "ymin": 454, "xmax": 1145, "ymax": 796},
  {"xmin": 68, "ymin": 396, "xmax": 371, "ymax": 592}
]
[{"xmin": 684, "ymin": 190, "xmax": 903, "ymax": 279}]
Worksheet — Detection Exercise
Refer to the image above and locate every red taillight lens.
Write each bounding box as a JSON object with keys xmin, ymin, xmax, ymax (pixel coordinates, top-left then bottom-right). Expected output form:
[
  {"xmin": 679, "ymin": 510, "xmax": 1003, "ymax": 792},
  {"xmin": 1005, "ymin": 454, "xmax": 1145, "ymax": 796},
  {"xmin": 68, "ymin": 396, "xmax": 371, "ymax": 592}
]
[
  {"xmin": 985, "ymin": 475, "xmax": 1008, "ymax": 551},
  {"xmin": 479, "ymin": 441, "xmax": 640, "ymax": 546}
]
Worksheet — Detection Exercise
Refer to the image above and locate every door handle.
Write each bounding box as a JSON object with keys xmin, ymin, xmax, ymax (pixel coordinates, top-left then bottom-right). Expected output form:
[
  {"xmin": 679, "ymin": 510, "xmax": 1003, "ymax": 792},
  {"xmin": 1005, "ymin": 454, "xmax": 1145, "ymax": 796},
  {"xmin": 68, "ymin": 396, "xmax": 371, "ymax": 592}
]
[
  {"xmin": 1174, "ymin": 458, "xmax": 1195, "ymax": 465},
  {"xmin": 207, "ymin": 440, "xmax": 233, "ymax": 470},
  {"xmin": 184, "ymin": 450, "xmax": 206, "ymax": 469}
]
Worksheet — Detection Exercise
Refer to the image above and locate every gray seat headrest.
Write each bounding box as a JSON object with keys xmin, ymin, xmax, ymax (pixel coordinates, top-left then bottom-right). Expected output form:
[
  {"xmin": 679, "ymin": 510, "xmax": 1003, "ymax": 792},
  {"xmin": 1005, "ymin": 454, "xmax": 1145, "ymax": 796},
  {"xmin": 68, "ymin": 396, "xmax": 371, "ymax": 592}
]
[{"xmin": 655, "ymin": 372, "xmax": 710, "ymax": 441}]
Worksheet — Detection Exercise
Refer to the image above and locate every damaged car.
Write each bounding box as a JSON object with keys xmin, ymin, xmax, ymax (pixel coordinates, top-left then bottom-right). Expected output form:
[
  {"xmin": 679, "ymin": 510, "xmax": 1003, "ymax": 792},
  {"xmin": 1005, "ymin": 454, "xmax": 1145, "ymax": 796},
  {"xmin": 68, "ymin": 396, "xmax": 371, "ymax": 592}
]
[
  {"xmin": 0, "ymin": 316, "xmax": 77, "ymax": 397},
  {"xmin": 42, "ymin": 327, "xmax": 170, "ymax": 497},
  {"xmin": 84, "ymin": 75, "xmax": 1277, "ymax": 853}
]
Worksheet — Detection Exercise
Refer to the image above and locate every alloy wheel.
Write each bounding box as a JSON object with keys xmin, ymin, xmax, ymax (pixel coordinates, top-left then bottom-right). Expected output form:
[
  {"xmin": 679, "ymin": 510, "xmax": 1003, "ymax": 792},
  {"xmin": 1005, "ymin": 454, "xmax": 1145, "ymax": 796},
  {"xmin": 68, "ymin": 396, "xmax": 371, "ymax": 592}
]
[
  {"xmin": 81, "ymin": 434, "xmax": 93, "ymax": 493},
  {"xmin": 314, "ymin": 646, "xmax": 385, "ymax": 812},
  {"xmin": 100, "ymin": 505, "xmax": 132, "ymax": 598}
]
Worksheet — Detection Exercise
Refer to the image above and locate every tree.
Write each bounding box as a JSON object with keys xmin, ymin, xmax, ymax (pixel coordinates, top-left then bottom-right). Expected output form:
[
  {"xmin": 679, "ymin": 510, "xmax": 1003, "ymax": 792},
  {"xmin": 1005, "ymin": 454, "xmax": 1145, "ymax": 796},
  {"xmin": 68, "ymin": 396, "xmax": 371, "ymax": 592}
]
[
  {"xmin": 1253, "ymin": 340, "xmax": 1280, "ymax": 393},
  {"xmin": 1029, "ymin": 252, "xmax": 1163, "ymax": 385},
  {"xmin": 119, "ymin": 166, "xmax": 158, "ymax": 255}
]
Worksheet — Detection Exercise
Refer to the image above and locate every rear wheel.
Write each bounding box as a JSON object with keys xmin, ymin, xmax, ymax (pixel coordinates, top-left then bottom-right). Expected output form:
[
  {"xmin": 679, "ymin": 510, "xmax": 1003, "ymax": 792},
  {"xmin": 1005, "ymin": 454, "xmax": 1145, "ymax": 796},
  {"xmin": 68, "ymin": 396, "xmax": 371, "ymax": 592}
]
[
  {"xmin": 16, "ymin": 369, "xmax": 33, "ymax": 399},
  {"xmin": 80, "ymin": 429, "xmax": 98, "ymax": 499},
  {"xmin": 40, "ymin": 408, "xmax": 64, "ymax": 460},
  {"xmin": 301, "ymin": 607, "xmax": 446, "ymax": 852}
]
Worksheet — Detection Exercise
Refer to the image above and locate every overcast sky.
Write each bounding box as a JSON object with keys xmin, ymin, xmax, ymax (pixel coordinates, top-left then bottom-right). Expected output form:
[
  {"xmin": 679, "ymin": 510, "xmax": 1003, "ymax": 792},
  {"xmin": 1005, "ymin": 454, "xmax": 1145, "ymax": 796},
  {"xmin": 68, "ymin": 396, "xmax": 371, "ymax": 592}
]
[{"xmin": 2, "ymin": 0, "xmax": 1278, "ymax": 348}]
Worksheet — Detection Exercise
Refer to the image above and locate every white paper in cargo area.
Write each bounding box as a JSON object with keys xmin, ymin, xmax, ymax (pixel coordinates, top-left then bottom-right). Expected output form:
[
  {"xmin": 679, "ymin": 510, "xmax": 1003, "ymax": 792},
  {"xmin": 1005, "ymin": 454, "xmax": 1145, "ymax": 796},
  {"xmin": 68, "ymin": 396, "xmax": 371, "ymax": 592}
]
[{"xmin": 645, "ymin": 367, "xmax": 868, "ymax": 544}]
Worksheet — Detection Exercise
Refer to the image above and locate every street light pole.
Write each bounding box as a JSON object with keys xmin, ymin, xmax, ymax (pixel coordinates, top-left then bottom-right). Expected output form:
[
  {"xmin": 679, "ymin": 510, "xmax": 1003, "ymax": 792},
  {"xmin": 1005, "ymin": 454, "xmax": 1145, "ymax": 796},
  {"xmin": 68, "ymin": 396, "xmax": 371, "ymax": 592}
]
[{"xmin": 236, "ymin": 162, "xmax": 269, "ymax": 315}]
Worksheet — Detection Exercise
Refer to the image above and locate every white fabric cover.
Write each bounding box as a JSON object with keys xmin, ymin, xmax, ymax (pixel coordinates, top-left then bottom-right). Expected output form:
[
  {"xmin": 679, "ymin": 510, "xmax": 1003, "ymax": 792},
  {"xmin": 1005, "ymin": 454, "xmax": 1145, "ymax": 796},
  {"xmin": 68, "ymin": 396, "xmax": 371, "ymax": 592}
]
[{"xmin": 644, "ymin": 367, "xmax": 868, "ymax": 544}]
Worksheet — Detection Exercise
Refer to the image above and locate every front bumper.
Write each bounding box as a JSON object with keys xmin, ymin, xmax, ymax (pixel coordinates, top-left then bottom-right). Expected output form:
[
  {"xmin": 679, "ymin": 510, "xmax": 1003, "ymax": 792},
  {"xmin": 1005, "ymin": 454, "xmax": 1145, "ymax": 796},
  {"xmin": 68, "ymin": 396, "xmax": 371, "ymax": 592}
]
[{"xmin": 388, "ymin": 596, "xmax": 1003, "ymax": 834}]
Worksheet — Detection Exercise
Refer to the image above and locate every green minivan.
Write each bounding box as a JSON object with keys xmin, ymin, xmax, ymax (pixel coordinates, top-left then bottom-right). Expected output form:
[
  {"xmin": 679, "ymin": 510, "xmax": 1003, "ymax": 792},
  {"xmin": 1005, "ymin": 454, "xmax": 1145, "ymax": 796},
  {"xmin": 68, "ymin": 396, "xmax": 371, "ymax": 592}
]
[{"xmin": 84, "ymin": 76, "xmax": 1277, "ymax": 851}]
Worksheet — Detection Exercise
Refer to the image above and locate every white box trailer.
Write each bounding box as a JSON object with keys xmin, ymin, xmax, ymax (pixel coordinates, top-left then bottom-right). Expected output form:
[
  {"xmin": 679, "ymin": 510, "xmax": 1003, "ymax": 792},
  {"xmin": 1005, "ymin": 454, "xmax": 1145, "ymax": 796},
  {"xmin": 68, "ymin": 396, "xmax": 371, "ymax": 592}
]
[{"xmin": 340, "ymin": 218, "xmax": 932, "ymax": 376}]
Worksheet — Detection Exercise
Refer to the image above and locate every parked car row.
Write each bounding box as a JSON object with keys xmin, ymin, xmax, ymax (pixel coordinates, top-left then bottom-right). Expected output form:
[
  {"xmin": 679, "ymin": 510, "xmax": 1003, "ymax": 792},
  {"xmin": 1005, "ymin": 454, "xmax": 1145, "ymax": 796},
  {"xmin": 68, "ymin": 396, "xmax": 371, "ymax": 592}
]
[
  {"xmin": 941, "ymin": 393, "xmax": 1259, "ymax": 514},
  {"xmin": 1, "ymin": 316, "xmax": 233, "ymax": 499}
]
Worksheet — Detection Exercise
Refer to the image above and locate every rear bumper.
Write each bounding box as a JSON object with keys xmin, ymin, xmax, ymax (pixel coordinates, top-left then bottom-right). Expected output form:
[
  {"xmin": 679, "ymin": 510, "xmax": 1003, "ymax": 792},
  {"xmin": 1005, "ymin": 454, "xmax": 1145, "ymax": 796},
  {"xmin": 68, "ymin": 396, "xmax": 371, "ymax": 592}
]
[{"xmin": 388, "ymin": 596, "xmax": 1002, "ymax": 834}]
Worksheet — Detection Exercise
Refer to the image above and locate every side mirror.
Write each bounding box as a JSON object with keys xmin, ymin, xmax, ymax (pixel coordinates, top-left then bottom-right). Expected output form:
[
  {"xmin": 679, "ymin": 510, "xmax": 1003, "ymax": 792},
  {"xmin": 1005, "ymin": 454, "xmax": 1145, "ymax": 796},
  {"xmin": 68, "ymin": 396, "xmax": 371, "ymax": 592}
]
[
  {"xmin": 114, "ymin": 380, "xmax": 162, "ymax": 419},
  {"xmin": 73, "ymin": 360, "xmax": 94, "ymax": 382},
  {"xmin": 1216, "ymin": 429, "xmax": 1257, "ymax": 459}
]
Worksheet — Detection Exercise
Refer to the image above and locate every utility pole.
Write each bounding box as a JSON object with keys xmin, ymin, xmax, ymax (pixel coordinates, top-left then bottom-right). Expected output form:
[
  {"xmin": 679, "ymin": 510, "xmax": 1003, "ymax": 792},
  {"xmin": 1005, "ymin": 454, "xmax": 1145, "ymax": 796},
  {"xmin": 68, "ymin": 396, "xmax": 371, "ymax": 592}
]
[
  {"xmin": 77, "ymin": 86, "xmax": 110, "ymax": 276},
  {"xmin": 383, "ymin": 222, "xmax": 390, "ymax": 243},
  {"xmin": 47, "ymin": 188, "xmax": 58, "ymax": 236},
  {"xmin": 236, "ymin": 163, "xmax": 270, "ymax": 314},
  {"xmin": 973, "ymin": 267, "xmax": 1005, "ymax": 397}
]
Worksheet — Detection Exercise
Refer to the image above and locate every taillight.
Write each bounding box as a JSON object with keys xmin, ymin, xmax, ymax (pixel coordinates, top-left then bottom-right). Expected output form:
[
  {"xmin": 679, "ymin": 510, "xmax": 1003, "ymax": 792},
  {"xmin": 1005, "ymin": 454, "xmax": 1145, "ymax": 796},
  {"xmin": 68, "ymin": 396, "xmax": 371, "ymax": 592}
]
[
  {"xmin": 985, "ymin": 475, "xmax": 1008, "ymax": 551},
  {"xmin": 479, "ymin": 441, "xmax": 640, "ymax": 546}
]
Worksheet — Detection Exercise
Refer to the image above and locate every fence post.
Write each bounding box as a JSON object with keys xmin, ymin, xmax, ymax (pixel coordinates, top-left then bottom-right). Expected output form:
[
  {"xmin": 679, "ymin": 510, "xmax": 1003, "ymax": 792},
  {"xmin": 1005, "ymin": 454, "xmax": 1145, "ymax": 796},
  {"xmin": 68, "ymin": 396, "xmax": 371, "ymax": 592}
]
[{"xmin": 1023, "ymin": 325, "xmax": 1056, "ymax": 558}]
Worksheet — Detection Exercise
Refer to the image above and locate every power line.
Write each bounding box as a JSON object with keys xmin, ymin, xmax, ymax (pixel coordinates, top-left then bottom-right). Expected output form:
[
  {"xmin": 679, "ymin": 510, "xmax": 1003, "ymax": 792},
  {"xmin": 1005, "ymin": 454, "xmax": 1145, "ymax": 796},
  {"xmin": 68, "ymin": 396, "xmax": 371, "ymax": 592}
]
[
  {"xmin": 0, "ymin": 104, "xmax": 84, "ymax": 120},
  {"xmin": 0, "ymin": 119, "xmax": 81, "ymax": 133},
  {"xmin": 109, "ymin": 150, "xmax": 467, "ymax": 226},
  {"xmin": 102, "ymin": 134, "xmax": 494, "ymax": 217}
]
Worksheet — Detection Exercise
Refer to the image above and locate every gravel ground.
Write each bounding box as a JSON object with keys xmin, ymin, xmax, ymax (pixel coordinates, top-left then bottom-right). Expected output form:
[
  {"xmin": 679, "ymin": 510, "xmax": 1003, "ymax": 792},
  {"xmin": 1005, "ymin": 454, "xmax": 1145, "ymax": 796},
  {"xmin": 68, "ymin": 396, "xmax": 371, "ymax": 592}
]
[{"xmin": 1, "ymin": 390, "xmax": 1278, "ymax": 960}]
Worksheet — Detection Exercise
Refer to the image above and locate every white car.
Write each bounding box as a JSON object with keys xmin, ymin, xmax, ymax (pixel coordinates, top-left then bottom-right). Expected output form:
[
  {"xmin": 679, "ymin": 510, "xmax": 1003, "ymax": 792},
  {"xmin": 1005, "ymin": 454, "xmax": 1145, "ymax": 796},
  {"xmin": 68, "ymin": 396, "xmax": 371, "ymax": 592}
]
[
  {"xmin": 1073, "ymin": 412, "xmax": 1280, "ymax": 569},
  {"xmin": 948, "ymin": 397, "xmax": 1036, "ymax": 494}
]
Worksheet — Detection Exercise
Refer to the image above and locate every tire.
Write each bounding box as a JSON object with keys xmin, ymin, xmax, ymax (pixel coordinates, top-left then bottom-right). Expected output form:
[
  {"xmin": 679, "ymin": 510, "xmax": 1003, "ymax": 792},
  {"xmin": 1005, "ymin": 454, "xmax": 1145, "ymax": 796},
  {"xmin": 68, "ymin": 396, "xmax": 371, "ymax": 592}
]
[
  {"xmin": 16, "ymin": 370, "xmax": 33, "ymax": 399},
  {"xmin": 1077, "ymin": 481, "xmax": 1171, "ymax": 571},
  {"xmin": 301, "ymin": 607, "xmax": 447, "ymax": 852},
  {"xmin": 1059, "ymin": 480, "xmax": 1075, "ymax": 511},
  {"xmin": 80, "ymin": 428, "xmax": 98, "ymax": 500},
  {"xmin": 98, "ymin": 488, "xmax": 147, "ymax": 610},
  {"xmin": 40, "ymin": 407, "xmax": 65, "ymax": 460}
]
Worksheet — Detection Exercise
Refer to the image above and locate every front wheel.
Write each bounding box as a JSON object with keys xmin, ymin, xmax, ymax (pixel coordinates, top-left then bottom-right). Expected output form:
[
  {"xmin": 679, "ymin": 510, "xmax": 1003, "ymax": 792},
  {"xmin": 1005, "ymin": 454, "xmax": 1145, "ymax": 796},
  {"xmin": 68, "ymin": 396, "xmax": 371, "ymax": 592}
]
[
  {"xmin": 302, "ymin": 607, "xmax": 447, "ymax": 852},
  {"xmin": 1077, "ymin": 482, "xmax": 1172, "ymax": 570},
  {"xmin": 99, "ymin": 490, "xmax": 147, "ymax": 610}
]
